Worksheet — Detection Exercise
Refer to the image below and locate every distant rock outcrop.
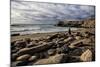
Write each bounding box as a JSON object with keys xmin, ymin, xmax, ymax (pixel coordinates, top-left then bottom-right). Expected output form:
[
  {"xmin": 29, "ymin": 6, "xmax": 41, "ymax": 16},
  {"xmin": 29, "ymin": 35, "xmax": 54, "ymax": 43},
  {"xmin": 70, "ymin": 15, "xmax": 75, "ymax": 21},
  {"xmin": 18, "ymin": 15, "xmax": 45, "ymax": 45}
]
[{"xmin": 56, "ymin": 18, "xmax": 95, "ymax": 28}]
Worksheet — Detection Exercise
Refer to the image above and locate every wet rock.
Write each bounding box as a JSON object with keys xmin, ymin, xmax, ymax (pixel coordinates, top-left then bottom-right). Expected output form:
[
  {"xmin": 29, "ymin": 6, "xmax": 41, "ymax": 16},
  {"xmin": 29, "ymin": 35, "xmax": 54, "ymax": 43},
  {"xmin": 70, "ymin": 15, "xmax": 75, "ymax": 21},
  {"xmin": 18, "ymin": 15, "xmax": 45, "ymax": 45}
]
[
  {"xmin": 17, "ymin": 42, "xmax": 53, "ymax": 56},
  {"xmin": 47, "ymin": 49, "xmax": 56, "ymax": 56},
  {"xmin": 14, "ymin": 41, "xmax": 27, "ymax": 48},
  {"xmin": 34, "ymin": 54, "xmax": 68, "ymax": 64},
  {"xmin": 16, "ymin": 54, "xmax": 31, "ymax": 61},
  {"xmin": 80, "ymin": 49, "xmax": 92, "ymax": 62},
  {"xmin": 28, "ymin": 56, "xmax": 37, "ymax": 61}
]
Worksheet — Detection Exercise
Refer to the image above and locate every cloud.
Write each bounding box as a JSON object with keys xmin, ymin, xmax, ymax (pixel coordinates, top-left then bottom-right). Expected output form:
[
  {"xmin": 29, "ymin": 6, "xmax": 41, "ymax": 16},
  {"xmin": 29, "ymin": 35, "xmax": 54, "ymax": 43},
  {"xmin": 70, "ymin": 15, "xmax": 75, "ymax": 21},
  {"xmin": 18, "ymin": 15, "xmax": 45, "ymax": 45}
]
[{"xmin": 11, "ymin": 1, "xmax": 95, "ymax": 24}]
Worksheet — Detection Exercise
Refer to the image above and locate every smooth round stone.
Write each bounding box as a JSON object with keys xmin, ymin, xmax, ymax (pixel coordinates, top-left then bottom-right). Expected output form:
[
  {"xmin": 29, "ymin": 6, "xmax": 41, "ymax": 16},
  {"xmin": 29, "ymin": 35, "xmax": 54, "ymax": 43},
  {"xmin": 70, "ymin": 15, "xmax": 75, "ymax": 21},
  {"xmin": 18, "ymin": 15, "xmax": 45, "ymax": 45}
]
[
  {"xmin": 28, "ymin": 56, "xmax": 37, "ymax": 61},
  {"xmin": 16, "ymin": 54, "xmax": 31, "ymax": 61},
  {"xmin": 75, "ymin": 36, "xmax": 81, "ymax": 40},
  {"xmin": 47, "ymin": 49, "xmax": 56, "ymax": 56}
]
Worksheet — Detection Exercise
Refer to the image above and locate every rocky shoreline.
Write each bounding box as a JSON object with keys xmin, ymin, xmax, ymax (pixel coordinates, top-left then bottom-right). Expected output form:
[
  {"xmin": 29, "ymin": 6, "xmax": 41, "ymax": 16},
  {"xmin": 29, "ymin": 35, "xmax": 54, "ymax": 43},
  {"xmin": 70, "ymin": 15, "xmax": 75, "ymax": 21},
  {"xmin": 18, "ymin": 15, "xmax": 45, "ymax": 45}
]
[{"xmin": 11, "ymin": 27, "xmax": 95, "ymax": 66}]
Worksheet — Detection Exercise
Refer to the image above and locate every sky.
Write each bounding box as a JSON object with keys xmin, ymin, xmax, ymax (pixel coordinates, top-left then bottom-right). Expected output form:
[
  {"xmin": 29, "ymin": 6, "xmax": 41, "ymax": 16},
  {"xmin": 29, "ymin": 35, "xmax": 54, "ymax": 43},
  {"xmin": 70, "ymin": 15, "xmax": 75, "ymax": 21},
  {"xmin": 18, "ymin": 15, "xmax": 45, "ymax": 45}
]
[{"xmin": 11, "ymin": 1, "xmax": 95, "ymax": 24}]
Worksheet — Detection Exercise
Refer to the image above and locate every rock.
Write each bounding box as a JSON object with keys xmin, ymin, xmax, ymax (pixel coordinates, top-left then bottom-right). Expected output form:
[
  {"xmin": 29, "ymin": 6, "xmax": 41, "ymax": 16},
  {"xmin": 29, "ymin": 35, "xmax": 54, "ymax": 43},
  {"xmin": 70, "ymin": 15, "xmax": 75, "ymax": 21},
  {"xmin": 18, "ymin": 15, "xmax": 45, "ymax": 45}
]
[
  {"xmin": 11, "ymin": 49, "xmax": 18, "ymax": 54},
  {"xmin": 11, "ymin": 33, "xmax": 20, "ymax": 36},
  {"xmin": 47, "ymin": 33, "xmax": 59, "ymax": 40},
  {"xmin": 23, "ymin": 38, "xmax": 31, "ymax": 44},
  {"xmin": 27, "ymin": 41, "xmax": 37, "ymax": 48},
  {"xmin": 61, "ymin": 45, "xmax": 69, "ymax": 53},
  {"xmin": 28, "ymin": 56, "xmax": 37, "ymax": 61},
  {"xmin": 68, "ymin": 48, "xmax": 83, "ymax": 56},
  {"xmin": 16, "ymin": 54, "xmax": 31, "ymax": 61},
  {"xmin": 80, "ymin": 49, "xmax": 92, "ymax": 62},
  {"xmin": 11, "ymin": 53, "xmax": 18, "ymax": 61},
  {"xmin": 75, "ymin": 36, "xmax": 81, "ymax": 40},
  {"xmin": 69, "ymin": 40, "xmax": 83, "ymax": 48},
  {"xmin": 17, "ymin": 42, "xmax": 53, "ymax": 56},
  {"xmin": 11, "ymin": 61, "xmax": 29, "ymax": 66},
  {"xmin": 14, "ymin": 41, "xmax": 27, "ymax": 48},
  {"xmin": 47, "ymin": 49, "xmax": 56, "ymax": 56},
  {"xmin": 56, "ymin": 48, "xmax": 62, "ymax": 54},
  {"xmin": 34, "ymin": 54, "xmax": 68, "ymax": 64},
  {"xmin": 64, "ymin": 37, "xmax": 74, "ymax": 43}
]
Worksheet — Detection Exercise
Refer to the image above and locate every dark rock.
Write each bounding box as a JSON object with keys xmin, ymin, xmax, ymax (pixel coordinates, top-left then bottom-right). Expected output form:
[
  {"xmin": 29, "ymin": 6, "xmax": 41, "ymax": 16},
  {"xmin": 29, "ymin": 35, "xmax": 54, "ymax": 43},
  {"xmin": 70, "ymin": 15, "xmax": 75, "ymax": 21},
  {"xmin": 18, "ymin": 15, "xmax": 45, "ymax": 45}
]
[
  {"xmin": 11, "ymin": 53, "xmax": 18, "ymax": 61},
  {"xmin": 11, "ymin": 33, "xmax": 20, "ymax": 36},
  {"xmin": 11, "ymin": 61, "xmax": 29, "ymax": 66},
  {"xmin": 14, "ymin": 41, "xmax": 27, "ymax": 48},
  {"xmin": 61, "ymin": 45, "xmax": 69, "ymax": 53},
  {"xmin": 47, "ymin": 49, "xmax": 56, "ymax": 56}
]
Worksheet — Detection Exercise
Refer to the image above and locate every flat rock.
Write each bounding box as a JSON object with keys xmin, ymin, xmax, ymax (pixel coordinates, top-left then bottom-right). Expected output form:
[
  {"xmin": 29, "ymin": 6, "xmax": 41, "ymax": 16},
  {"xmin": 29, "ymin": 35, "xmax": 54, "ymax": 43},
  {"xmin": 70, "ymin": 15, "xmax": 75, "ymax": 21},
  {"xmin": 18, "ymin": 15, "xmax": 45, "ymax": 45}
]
[{"xmin": 80, "ymin": 49, "xmax": 92, "ymax": 62}]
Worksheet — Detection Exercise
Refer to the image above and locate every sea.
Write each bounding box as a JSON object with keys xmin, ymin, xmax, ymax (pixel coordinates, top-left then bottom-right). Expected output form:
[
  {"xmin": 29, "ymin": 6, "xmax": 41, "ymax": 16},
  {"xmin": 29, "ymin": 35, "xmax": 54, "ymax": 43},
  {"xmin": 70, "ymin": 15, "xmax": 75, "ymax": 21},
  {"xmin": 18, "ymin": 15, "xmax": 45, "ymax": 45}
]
[{"xmin": 11, "ymin": 24, "xmax": 77, "ymax": 35}]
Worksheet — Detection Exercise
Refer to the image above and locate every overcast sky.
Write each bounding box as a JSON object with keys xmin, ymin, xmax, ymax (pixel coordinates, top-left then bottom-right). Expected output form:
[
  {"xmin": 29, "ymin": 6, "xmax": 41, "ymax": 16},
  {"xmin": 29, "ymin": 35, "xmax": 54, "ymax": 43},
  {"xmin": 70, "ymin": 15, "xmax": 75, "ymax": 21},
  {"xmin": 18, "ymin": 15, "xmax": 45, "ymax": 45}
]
[{"xmin": 11, "ymin": 1, "xmax": 95, "ymax": 24}]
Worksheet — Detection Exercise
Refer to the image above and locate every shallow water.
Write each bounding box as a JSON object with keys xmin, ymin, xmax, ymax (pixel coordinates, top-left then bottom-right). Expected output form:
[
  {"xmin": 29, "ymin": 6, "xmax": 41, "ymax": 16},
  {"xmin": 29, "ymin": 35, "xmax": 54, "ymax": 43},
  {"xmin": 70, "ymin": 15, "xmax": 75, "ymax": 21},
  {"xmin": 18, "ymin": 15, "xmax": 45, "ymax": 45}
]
[{"xmin": 11, "ymin": 24, "xmax": 77, "ymax": 35}]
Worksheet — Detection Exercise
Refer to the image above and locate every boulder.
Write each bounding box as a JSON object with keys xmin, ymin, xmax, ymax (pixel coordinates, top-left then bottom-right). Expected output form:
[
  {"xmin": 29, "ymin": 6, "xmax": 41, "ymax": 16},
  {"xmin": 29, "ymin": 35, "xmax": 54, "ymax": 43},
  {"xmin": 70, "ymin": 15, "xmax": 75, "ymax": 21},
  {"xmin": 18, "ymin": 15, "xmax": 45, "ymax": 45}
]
[
  {"xmin": 17, "ymin": 42, "xmax": 53, "ymax": 56},
  {"xmin": 16, "ymin": 54, "xmax": 31, "ymax": 61},
  {"xmin": 64, "ymin": 37, "xmax": 74, "ymax": 43},
  {"xmin": 80, "ymin": 49, "xmax": 92, "ymax": 62},
  {"xmin": 34, "ymin": 54, "xmax": 68, "ymax": 65},
  {"xmin": 69, "ymin": 40, "xmax": 84, "ymax": 48}
]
